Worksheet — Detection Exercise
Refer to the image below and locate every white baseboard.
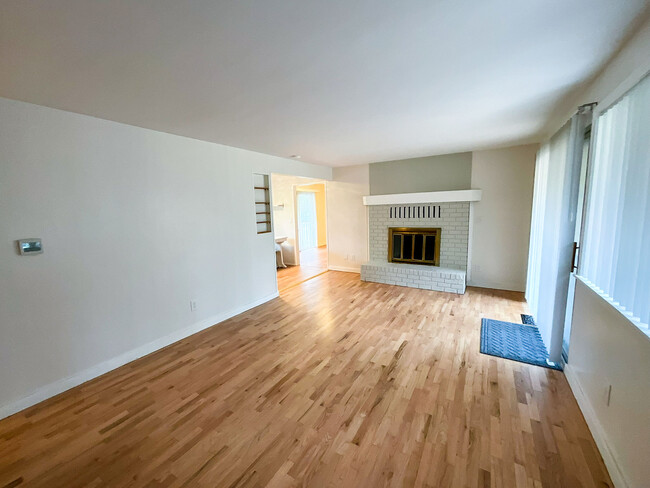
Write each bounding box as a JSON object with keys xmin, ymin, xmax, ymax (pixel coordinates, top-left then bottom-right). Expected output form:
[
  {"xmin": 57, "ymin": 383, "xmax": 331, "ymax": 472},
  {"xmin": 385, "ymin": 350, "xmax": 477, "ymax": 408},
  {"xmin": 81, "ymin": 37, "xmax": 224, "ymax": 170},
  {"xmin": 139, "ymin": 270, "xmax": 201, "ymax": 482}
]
[
  {"xmin": 564, "ymin": 364, "xmax": 628, "ymax": 488},
  {"xmin": 0, "ymin": 291, "xmax": 279, "ymax": 420},
  {"xmin": 328, "ymin": 265, "xmax": 361, "ymax": 273},
  {"xmin": 467, "ymin": 279, "xmax": 525, "ymax": 292}
]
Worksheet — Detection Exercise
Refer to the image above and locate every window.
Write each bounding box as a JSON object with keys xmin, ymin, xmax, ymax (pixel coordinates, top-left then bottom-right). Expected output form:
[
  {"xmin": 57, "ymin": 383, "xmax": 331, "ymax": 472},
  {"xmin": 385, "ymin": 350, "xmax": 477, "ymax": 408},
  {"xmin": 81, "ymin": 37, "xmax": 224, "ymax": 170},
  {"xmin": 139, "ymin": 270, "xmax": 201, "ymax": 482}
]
[{"xmin": 580, "ymin": 73, "xmax": 650, "ymax": 333}]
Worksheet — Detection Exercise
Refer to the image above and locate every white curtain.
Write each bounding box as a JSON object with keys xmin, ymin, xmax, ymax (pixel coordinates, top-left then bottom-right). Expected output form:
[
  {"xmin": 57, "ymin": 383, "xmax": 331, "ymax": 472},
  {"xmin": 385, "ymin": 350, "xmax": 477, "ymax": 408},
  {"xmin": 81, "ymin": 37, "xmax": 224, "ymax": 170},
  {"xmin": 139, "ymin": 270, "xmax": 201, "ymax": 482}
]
[
  {"xmin": 526, "ymin": 144, "xmax": 549, "ymax": 320},
  {"xmin": 526, "ymin": 121, "xmax": 574, "ymax": 362},
  {"xmin": 580, "ymin": 74, "xmax": 650, "ymax": 331}
]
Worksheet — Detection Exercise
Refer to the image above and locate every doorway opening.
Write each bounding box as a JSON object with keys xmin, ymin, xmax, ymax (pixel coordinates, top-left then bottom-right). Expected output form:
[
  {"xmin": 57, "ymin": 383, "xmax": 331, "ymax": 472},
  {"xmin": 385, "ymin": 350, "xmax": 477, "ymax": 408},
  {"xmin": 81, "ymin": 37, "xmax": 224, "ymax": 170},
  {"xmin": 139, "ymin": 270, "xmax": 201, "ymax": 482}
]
[{"xmin": 271, "ymin": 174, "xmax": 328, "ymax": 292}]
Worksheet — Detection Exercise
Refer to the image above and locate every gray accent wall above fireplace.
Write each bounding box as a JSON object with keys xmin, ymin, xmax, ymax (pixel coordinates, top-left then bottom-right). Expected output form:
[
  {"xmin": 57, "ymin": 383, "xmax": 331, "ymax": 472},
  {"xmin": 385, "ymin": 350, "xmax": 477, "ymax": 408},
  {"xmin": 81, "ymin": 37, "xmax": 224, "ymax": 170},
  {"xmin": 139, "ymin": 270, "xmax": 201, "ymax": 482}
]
[{"xmin": 369, "ymin": 152, "xmax": 472, "ymax": 195}]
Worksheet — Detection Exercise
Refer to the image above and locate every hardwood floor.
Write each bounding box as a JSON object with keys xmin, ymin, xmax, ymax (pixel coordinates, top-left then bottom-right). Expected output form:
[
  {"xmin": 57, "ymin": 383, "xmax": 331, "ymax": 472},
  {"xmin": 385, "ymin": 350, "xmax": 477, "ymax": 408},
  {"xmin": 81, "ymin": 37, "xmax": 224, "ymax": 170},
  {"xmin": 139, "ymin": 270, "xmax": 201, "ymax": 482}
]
[
  {"xmin": 297, "ymin": 247, "xmax": 328, "ymax": 268},
  {"xmin": 0, "ymin": 272, "xmax": 611, "ymax": 488},
  {"xmin": 276, "ymin": 247, "xmax": 328, "ymax": 292}
]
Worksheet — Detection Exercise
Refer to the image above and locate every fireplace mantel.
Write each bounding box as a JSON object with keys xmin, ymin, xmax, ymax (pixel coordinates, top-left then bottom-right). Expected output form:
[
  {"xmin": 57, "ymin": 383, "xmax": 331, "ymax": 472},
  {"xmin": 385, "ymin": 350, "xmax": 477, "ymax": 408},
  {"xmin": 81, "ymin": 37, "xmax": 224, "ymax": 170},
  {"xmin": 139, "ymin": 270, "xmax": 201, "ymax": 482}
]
[{"xmin": 363, "ymin": 189, "xmax": 482, "ymax": 206}]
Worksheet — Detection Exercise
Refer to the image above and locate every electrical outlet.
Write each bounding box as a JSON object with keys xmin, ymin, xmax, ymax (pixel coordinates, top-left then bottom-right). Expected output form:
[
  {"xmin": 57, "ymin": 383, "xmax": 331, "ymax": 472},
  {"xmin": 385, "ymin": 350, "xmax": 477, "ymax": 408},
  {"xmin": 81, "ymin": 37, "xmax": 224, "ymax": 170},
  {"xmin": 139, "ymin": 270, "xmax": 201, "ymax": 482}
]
[{"xmin": 190, "ymin": 300, "xmax": 198, "ymax": 312}]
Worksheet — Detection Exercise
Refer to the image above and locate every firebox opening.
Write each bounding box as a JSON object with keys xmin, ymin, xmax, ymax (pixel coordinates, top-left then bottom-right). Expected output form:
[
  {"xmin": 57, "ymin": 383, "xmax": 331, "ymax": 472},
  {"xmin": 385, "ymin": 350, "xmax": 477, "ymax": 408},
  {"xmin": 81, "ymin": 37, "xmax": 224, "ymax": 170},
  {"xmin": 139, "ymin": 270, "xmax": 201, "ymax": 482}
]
[{"xmin": 388, "ymin": 227, "xmax": 441, "ymax": 266}]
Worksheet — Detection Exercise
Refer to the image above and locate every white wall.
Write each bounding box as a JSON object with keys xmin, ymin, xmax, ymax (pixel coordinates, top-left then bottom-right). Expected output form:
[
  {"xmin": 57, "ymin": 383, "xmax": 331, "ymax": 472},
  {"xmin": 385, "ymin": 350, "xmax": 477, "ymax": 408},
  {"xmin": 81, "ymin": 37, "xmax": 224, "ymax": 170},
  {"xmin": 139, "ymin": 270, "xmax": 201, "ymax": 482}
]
[
  {"xmin": 566, "ymin": 280, "xmax": 650, "ymax": 488},
  {"xmin": 0, "ymin": 97, "xmax": 331, "ymax": 418},
  {"xmin": 469, "ymin": 144, "xmax": 537, "ymax": 291},
  {"xmin": 326, "ymin": 165, "xmax": 369, "ymax": 272}
]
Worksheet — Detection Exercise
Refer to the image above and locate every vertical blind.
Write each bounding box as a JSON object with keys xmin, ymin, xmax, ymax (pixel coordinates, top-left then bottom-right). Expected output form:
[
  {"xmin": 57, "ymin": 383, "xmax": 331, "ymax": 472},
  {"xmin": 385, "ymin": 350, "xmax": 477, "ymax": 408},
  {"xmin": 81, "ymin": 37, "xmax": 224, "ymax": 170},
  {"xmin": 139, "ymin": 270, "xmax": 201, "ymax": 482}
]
[
  {"xmin": 580, "ymin": 73, "xmax": 650, "ymax": 332},
  {"xmin": 526, "ymin": 119, "xmax": 578, "ymax": 362}
]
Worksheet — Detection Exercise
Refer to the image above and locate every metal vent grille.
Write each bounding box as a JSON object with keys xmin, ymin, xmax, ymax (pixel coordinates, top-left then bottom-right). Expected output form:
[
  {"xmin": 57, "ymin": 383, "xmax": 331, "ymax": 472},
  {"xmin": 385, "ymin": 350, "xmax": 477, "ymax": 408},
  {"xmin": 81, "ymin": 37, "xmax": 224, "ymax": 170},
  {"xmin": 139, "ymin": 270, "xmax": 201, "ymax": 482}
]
[{"xmin": 389, "ymin": 205, "xmax": 441, "ymax": 219}]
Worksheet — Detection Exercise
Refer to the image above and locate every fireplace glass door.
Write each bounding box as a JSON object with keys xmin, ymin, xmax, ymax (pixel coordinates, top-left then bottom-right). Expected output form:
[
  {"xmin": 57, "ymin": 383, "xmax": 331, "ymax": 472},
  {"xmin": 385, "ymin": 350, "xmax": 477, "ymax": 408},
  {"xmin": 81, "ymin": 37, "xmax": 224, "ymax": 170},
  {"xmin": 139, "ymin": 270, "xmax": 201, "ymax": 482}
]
[{"xmin": 388, "ymin": 227, "xmax": 440, "ymax": 266}]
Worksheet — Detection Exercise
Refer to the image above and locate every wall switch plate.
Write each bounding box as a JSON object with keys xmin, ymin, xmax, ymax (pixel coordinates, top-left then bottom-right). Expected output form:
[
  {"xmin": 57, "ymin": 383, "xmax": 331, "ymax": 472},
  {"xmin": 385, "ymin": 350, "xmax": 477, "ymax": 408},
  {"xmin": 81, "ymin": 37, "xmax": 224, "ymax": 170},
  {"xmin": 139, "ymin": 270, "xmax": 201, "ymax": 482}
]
[
  {"xmin": 17, "ymin": 238, "xmax": 43, "ymax": 255},
  {"xmin": 190, "ymin": 300, "xmax": 198, "ymax": 312}
]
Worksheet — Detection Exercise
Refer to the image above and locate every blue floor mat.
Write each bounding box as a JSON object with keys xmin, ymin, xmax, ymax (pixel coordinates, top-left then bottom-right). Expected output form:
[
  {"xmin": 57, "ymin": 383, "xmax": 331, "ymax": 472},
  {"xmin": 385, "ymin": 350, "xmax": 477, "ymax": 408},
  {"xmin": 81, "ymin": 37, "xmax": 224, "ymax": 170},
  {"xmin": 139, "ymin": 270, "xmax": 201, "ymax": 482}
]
[
  {"xmin": 480, "ymin": 318, "xmax": 562, "ymax": 370},
  {"xmin": 520, "ymin": 314, "xmax": 536, "ymax": 325}
]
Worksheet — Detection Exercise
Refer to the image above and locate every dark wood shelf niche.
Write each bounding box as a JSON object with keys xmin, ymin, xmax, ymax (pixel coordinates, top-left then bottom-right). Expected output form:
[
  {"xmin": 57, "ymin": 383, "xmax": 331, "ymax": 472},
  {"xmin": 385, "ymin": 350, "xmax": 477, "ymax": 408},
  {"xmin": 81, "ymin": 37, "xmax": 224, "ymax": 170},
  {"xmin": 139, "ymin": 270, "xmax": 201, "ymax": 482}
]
[{"xmin": 254, "ymin": 174, "xmax": 272, "ymax": 235}]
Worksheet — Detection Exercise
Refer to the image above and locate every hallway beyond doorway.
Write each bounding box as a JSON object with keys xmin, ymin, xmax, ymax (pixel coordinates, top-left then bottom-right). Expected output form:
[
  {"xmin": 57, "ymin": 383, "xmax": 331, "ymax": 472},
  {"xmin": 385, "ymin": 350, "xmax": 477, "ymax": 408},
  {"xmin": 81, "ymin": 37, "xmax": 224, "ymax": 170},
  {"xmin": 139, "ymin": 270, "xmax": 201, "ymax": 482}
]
[{"xmin": 277, "ymin": 246, "xmax": 328, "ymax": 292}]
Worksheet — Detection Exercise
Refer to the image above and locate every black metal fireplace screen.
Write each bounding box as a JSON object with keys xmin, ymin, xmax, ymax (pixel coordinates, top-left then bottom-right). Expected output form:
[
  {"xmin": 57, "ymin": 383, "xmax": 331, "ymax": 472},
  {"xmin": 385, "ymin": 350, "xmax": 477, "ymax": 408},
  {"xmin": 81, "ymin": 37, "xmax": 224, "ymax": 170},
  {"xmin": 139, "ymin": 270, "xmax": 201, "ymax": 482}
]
[{"xmin": 388, "ymin": 227, "xmax": 441, "ymax": 266}]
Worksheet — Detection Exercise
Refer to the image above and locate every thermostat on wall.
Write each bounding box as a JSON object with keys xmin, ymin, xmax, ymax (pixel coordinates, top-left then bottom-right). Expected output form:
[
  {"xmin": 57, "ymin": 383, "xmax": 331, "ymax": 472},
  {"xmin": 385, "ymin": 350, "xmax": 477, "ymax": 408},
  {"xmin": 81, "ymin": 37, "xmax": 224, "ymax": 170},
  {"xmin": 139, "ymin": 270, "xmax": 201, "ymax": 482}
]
[{"xmin": 17, "ymin": 238, "xmax": 43, "ymax": 255}]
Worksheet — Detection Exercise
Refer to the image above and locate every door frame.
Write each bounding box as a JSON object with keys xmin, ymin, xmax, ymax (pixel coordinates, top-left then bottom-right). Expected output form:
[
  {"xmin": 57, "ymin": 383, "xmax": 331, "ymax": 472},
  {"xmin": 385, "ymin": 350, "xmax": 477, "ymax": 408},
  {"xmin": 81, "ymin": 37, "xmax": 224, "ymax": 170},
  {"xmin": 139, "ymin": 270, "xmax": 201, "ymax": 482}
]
[{"xmin": 562, "ymin": 122, "xmax": 593, "ymax": 361}]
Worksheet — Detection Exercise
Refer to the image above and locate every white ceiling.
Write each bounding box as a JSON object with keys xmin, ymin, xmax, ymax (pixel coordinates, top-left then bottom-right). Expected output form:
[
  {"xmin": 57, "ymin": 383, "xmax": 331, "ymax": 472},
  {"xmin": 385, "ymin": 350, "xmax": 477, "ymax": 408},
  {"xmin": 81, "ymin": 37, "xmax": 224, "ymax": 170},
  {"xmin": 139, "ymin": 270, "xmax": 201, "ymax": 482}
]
[{"xmin": 1, "ymin": 1, "xmax": 648, "ymax": 166}]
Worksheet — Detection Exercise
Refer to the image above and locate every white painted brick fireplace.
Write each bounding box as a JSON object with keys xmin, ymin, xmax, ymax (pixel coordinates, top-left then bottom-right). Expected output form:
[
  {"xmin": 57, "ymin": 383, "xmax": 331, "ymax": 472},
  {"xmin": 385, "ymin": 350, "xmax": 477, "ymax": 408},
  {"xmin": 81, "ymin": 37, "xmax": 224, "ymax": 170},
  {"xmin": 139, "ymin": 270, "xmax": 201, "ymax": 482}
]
[{"xmin": 360, "ymin": 190, "xmax": 481, "ymax": 294}]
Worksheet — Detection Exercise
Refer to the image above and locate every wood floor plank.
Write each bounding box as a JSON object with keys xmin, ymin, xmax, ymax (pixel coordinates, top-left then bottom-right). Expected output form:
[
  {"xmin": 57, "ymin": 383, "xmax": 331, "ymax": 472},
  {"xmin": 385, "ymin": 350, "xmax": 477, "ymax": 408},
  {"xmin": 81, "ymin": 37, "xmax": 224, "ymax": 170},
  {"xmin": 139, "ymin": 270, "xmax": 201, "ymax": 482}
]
[
  {"xmin": 0, "ymin": 272, "xmax": 612, "ymax": 487},
  {"xmin": 276, "ymin": 247, "xmax": 328, "ymax": 292}
]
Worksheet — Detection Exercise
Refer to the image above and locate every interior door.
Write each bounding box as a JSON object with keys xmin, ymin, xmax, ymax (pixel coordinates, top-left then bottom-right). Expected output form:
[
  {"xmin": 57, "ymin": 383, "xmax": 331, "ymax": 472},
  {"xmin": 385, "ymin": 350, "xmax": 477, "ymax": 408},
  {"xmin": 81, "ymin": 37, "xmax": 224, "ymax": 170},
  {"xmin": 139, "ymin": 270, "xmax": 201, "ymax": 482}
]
[{"xmin": 297, "ymin": 191, "xmax": 318, "ymax": 251}]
